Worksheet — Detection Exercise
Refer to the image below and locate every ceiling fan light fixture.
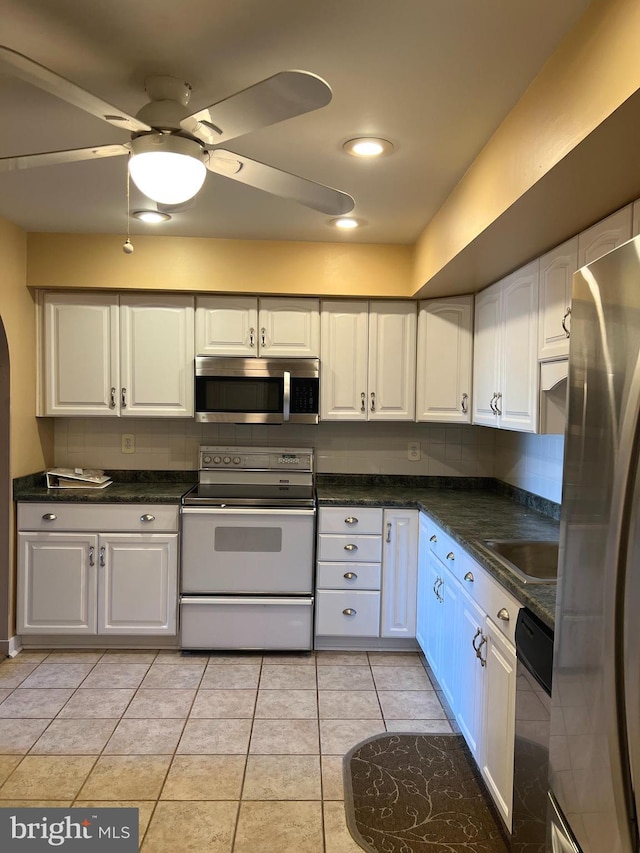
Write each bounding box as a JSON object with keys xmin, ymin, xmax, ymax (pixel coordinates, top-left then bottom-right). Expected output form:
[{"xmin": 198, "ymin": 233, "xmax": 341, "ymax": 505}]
[
  {"xmin": 343, "ymin": 137, "xmax": 394, "ymax": 158},
  {"xmin": 132, "ymin": 210, "xmax": 172, "ymax": 223},
  {"xmin": 128, "ymin": 135, "xmax": 206, "ymax": 205},
  {"xmin": 331, "ymin": 217, "xmax": 361, "ymax": 230}
]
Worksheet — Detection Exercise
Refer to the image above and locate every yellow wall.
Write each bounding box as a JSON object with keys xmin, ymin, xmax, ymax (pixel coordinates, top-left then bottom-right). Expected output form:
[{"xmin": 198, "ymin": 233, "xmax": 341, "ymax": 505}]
[
  {"xmin": 27, "ymin": 234, "xmax": 414, "ymax": 298},
  {"xmin": 413, "ymin": 0, "xmax": 640, "ymax": 293}
]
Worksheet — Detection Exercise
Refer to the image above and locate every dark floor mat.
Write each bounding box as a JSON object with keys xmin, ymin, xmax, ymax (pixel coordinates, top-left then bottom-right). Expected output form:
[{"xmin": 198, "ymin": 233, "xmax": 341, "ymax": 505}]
[{"xmin": 343, "ymin": 732, "xmax": 510, "ymax": 852}]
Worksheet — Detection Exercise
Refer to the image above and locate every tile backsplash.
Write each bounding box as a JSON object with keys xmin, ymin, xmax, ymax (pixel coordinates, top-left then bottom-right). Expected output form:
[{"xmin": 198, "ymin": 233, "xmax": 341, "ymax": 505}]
[{"xmin": 53, "ymin": 419, "xmax": 564, "ymax": 501}]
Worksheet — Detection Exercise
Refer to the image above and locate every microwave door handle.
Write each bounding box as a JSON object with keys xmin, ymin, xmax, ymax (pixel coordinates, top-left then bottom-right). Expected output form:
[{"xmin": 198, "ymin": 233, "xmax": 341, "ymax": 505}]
[{"xmin": 283, "ymin": 370, "xmax": 291, "ymax": 422}]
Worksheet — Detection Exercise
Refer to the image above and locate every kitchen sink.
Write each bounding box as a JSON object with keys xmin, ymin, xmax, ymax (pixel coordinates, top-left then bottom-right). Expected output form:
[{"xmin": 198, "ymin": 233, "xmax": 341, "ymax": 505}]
[{"xmin": 473, "ymin": 539, "xmax": 559, "ymax": 584}]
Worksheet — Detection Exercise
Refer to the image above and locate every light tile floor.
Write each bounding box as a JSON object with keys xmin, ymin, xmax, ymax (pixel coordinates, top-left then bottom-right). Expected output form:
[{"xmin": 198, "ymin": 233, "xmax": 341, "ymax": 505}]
[{"xmin": 0, "ymin": 649, "xmax": 453, "ymax": 852}]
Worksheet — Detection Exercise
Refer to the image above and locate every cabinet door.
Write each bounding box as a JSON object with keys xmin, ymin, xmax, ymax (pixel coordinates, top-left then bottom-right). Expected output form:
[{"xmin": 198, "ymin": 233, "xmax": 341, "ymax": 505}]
[
  {"xmin": 472, "ymin": 285, "xmax": 501, "ymax": 427},
  {"xmin": 415, "ymin": 514, "xmax": 430, "ymax": 654},
  {"xmin": 455, "ymin": 585, "xmax": 485, "ymax": 760},
  {"xmin": 43, "ymin": 293, "xmax": 118, "ymax": 416},
  {"xmin": 416, "ymin": 296, "xmax": 473, "ymax": 423},
  {"xmin": 119, "ymin": 295, "xmax": 194, "ymax": 417},
  {"xmin": 424, "ymin": 553, "xmax": 444, "ymax": 679},
  {"xmin": 98, "ymin": 533, "xmax": 178, "ymax": 635},
  {"xmin": 17, "ymin": 532, "xmax": 98, "ymax": 634},
  {"xmin": 538, "ymin": 238, "xmax": 577, "ymax": 360},
  {"xmin": 499, "ymin": 260, "xmax": 539, "ymax": 432},
  {"xmin": 577, "ymin": 205, "xmax": 632, "ymax": 266},
  {"xmin": 259, "ymin": 298, "xmax": 320, "ymax": 357},
  {"xmin": 368, "ymin": 302, "xmax": 417, "ymax": 420},
  {"xmin": 380, "ymin": 509, "xmax": 418, "ymax": 638},
  {"xmin": 195, "ymin": 296, "xmax": 258, "ymax": 356},
  {"xmin": 320, "ymin": 300, "xmax": 368, "ymax": 420},
  {"xmin": 480, "ymin": 618, "xmax": 517, "ymax": 831},
  {"xmin": 438, "ymin": 565, "xmax": 458, "ymax": 712}
]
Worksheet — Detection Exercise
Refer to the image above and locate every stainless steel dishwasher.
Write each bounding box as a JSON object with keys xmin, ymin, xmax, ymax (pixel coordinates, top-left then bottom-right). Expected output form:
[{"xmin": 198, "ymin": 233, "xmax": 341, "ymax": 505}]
[{"xmin": 511, "ymin": 607, "xmax": 554, "ymax": 852}]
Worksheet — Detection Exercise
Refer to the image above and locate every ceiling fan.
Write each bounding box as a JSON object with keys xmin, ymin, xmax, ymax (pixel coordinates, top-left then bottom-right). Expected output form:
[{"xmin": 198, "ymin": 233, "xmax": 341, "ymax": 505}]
[{"xmin": 0, "ymin": 46, "xmax": 355, "ymax": 215}]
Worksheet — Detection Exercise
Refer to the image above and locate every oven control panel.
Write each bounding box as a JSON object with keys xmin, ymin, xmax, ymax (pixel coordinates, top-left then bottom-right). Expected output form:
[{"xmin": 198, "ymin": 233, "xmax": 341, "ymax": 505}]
[{"xmin": 199, "ymin": 446, "xmax": 314, "ymax": 473}]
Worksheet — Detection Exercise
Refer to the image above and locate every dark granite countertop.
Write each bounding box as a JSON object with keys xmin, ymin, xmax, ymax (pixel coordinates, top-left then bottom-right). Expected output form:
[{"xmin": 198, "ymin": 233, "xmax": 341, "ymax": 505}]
[
  {"xmin": 316, "ymin": 475, "xmax": 559, "ymax": 630},
  {"xmin": 13, "ymin": 470, "xmax": 196, "ymax": 504}
]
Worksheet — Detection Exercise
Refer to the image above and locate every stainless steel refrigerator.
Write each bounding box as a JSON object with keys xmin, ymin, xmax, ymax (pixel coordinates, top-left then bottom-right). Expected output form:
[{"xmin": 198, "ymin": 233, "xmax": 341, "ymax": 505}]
[{"xmin": 549, "ymin": 236, "xmax": 640, "ymax": 852}]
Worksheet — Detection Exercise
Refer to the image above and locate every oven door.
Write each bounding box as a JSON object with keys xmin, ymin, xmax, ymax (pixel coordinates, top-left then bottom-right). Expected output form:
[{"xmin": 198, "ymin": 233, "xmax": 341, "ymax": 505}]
[{"xmin": 181, "ymin": 507, "xmax": 316, "ymax": 594}]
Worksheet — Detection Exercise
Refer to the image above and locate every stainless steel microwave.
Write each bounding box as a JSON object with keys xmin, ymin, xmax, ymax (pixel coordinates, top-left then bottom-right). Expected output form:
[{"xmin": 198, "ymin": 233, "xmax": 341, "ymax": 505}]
[{"xmin": 194, "ymin": 357, "xmax": 319, "ymax": 424}]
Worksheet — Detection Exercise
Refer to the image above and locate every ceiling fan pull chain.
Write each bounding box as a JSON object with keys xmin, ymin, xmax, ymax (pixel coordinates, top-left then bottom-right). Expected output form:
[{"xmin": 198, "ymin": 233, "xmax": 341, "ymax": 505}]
[{"xmin": 123, "ymin": 162, "xmax": 134, "ymax": 255}]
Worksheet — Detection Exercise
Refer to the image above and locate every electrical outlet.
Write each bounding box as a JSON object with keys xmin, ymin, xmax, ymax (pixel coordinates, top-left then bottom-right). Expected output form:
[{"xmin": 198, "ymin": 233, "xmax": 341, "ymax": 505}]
[
  {"xmin": 121, "ymin": 433, "xmax": 135, "ymax": 454},
  {"xmin": 408, "ymin": 441, "xmax": 421, "ymax": 461}
]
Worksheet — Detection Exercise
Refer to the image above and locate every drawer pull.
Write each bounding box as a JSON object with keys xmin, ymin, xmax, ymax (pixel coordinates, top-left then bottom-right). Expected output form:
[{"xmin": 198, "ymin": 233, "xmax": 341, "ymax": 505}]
[
  {"xmin": 342, "ymin": 608, "xmax": 357, "ymax": 617},
  {"xmin": 343, "ymin": 572, "xmax": 358, "ymax": 580},
  {"xmin": 42, "ymin": 513, "xmax": 57, "ymax": 521},
  {"xmin": 496, "ymin": 607, "xmax": 510, "ymax": 622},
  {"xmin": 429, "ymin": 534, "xmax": 437, "ymax": 543},
  {"xmin": 344, "ymin": 516, "xmax": 358, "ymax": 525},
  {"xmin": 446, "ymin": 551, "xmax": 455, "ymax": 561},
  {"xmin": 344, "ymin": 543, "xmax": 358, "ymax": 552},
  {"xmin": 464, "ymin": 571, "xmax": 474, "ymax": 583},
  {"xmin": 140, "ymin": 514, "xmax": 155, "ymax": 523}
]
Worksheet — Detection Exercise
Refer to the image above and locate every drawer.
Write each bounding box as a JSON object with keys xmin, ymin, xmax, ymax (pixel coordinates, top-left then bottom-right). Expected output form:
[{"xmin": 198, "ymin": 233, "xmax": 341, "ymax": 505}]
[
  {"xmin": 318, "ymin": 507, "xmax": 382, "ymax": 535},
  {"xmin": 316, "ymin": 561, "xmax": 381, "ymax": 591},
  {"xmin": 17, "ymin": 502, "xmax": 179, "ymax": 533},
  {"xmin": 315, "ymin": 590, "xmax": 380, "ymax": 637},
  {"xmin": 426, "ymin": 521, "xmax": 467, "ymax": 581},
  {"xmin": 464, "ymin": 559, "xmax": 520, "ymax": 645},
  {"xmin": 317, "ymin": 533, "xmax": 382, "ymax": 563}
]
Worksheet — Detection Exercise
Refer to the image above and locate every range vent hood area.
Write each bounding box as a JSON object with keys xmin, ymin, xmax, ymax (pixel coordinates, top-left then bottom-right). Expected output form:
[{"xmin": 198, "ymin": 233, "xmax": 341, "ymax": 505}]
[{"xmin": 540, "ymin": 359, "xmax": 568, "ymax": 435}]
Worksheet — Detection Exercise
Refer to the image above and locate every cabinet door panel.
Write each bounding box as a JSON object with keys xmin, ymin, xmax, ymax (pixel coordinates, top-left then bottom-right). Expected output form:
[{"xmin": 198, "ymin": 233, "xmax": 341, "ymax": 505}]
[
  {"xmin": 424, "ymin": 554, "xmax": 444, "ymax": 678},
  {"xmin": 417, "ymin": 297, "xmax": 473, "ymax": 423},
  {"xmin": 259, "ymin": 298, "xmax": 319, "ymax": 357},
  {"xmin": 578, "ymin": 205, "xmax": 632, "ymax": 267},
  {"xmin": 320, "ymin": 301, "xmax": 368, "ymax": 420},
  {"xmin": 415, "ymin": 514, "xmax": 430, "ymax": 654},
  {"xmin": 538, "ymin": 238, "xmax": 577, "ymax": 360},
  {"xmin": 456, "ymin": 587, "xmax": 485, "ymax": 759},
  {"xmin": 381, "ymin": 510, "xmax": 418, "ymax": 638},
  {"xmin": 368, "ymin": 303, "xmax": 417, "ymax": 420},
  {"xmin": 472, "ymin": 286, "xmax": 501, "ymax": 427},
  {"xmin": 98, "ymin": 534, "xmax": 177, "ymax": 635},
  {"xmin": 120, "ymin": 295, "xmax": 194, "ymax": 417},
  {"xmin": 43, "ymin": 293, "xmax": 118, "ymax": 416},
  {"xmin": 195, "ymin": 296, "xmax": 257, "ymax": 356},
  {"xmin": 17, "ymin": 532, "xmax": 98, "ymax": 634}
]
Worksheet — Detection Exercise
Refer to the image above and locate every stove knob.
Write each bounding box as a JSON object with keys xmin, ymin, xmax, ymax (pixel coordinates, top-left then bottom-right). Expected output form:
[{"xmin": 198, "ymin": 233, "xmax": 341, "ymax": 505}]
[
  {"xmin": 213, "ymin": 456, "xmax": 221, "ymax": 464},
  {"xmin": 202, "ymin": 455, "xmax": 212, "ymax": 464},
  {"xmin": 233, "ymin": 456, "xmax": 241, "ymax": 464},
  {"xmin": 223, "ymin": 456, "xmax": 231, "ymax": 464}
]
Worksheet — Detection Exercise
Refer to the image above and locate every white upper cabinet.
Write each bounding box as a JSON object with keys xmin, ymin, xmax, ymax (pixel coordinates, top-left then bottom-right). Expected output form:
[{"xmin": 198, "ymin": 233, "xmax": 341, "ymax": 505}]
[
  {"xmin": 195, "ymin": 296, "xmax": 319, "ymax": 357},
  {"xmin": 321, "ymin": 300, "xmax": 416, "ymax": 421},
  {"xmin": 42, "ymin": 292, "xmax": 194, "ymax": 417},
  {"xmin": 538, "ymin": 238, "xmax": 578, "ymax": 361},
  {"xmin": 473, "ymin": 260, "xmax": 539, "ymax": 432},
  {"xmin": 577, "ymin": 204, "xmax": 632, "ymax": 267},
  {"xmin": 416, "ymin": 296, "xmax": 473, "ymax": 423}
]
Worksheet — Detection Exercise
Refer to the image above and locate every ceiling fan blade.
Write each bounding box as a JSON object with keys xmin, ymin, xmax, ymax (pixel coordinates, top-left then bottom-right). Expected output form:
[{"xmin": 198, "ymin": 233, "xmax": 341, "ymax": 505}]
[
  {"xmin": 0, "ymin": 45, "xmax": 151, "ymax": 133},
  {"xmin": 206, "ymin": 149, "xmax": 355, "ymax": 215},
  {"xmin": 181, "ymin": 70, "xmax": 332, "ymax": 146},
  {"xmin": 0, "ymin": 144, "xmax": 129, "ymax": 173}
]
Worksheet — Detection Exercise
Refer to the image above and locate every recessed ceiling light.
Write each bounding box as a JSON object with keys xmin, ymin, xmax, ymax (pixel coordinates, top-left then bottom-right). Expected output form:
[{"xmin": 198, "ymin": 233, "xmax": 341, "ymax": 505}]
[
  {"xmin": 343, "ymin": 137, "xmax": 394, "ymax": 158},
  {"xmin": 331, "ymin": 217, "xmax": 361, "ymax": 230},
  {"xmin": 132, "ymin": 210, "xmax": 172, "ymax": 223}
]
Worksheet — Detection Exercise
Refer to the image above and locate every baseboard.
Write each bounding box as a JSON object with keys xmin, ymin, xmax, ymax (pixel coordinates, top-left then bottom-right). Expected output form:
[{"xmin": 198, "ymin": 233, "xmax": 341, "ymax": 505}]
[{"xmin": 1, "ymin": 636, "xmax": 23, "ymax": 658}]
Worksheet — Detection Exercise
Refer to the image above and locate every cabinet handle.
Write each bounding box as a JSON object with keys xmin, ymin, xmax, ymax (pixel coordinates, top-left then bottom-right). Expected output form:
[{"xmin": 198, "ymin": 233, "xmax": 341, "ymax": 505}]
[
  {"xmin": 477, "ymin": 634, "xmax": 487, "ymax": 667},
  {"xmin": 342, "ymin": 608, "xmax": 357, "ymax": 617},
  {"xmin": 343, "ymin": 572, "xmax": 358, "ymax": 580},
  {"xmin": 446, "ymin": 551, "xmax": 455, "ymax": 561},
  {"xmin": 360, "ymin": 392, "xmax": 366, "ymax": 413},
  {"xmin": 99, "ymin": 545, "xmax": 105, "ymax": 567},
  {"xmin": 495, "ymin": 392, "xmax": 502, "ymax": 416},
  {"xmin": 432, "ymin": 577, "xmax": 440, "ymax": 598},
  {"xmin": 344, "ymin": 516, "xmax": 358, "ymax": 525},
  {"xmin": 562, "ymin": 307, "xmax": 571, "ymax": 338},
  {"xmin": 110, "ymin": 387, "xmax": 116, "ymax": 408},
  {"xmin": 496, "ymin": 607, "xmax": 510, "ymax": 622},
  {"xmin": 140, "ymin": 514, "xmax": 155, "ymax": 523},
  {"xmin": 472, "ymin": 627, "xmax": 482, "ymax": 654},
  {"xmin": 461, "ymin": 392, "xmax": 468, "ymax": 414},
  {"xmin": 344, "ymin": 543, "xmax": 358, "ymax": 552},
  {"xmin": 386, "ymin": 522, "xmax": 392, "ymax": 543},
  {"xmin": 489, "ymin": 393, "xmax": 498, "ymax": 414},
  {"xmin": 261, "ymin": 327, "xmax": 266, "ymax": 348},
  {"xmin": 88, "ymin": 545, "xmax": 95, "ymax": 567},
  {"xmin": 464, "ymin": 571, "xmax": 474, "ymax": 583},
  {"xmin": 429, "ymin": 534, "xmax": 437, "ymax": 543},
  {"xmin": 249, "ymin": 327, "xmax": 255, "ymax": 348},
  {"xmin": 436, "ymin": 577, "xmax": 444, "ymax": 602},
  {"xmin": 121, "ymin": 387, "xmax": 127, "ymax": 408},
  {"xmin": 370, "ymin": 391, "xmax": 376, "ymax": 413},
  {"xmin": 42, "ymin": 513, "xmax": 57, "ymax": 521}
]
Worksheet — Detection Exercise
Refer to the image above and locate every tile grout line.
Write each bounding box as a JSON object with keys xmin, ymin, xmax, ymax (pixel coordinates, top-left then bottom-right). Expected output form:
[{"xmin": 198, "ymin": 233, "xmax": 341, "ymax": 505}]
[{"xmin": 229, "ymin": 656, "xmax": 263, "ymax": 852}]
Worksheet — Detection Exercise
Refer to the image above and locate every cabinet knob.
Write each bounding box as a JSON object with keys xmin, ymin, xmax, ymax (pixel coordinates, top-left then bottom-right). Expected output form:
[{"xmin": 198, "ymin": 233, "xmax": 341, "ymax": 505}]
[
  {"xmin": 140, "ymin": 514, "xmax": 155, "ymax": 523},
  {"xmin": 343, "ymin": 572, "xmax": 358, "ymax": 580},
  {"xmin": 42, "ymin": 513, "xmax": 57, "ymax": 521},
  {"xmin": 342, "ymin": 608, "xmax": 357, "ymax": 617},
  {"xmin": 344, "ymin": 517, "xmax": 358, "ymax": 525},
  {"xmin": 446, "ymin": 551, "xmax": 455, "ymax": 561},
  {"xmin": 496, "ymin": 607, "xmax": 510, "ymax": 622},
  {"xmin": 464, "ymin": 571, "xmax": 474, "ymax": 583},
  {"xmin": 344, "ymin": 543, "xmax": 358, "ymax": 552},
  {"xmin": 429, "ymin": 534, "xmax": 437, "ymax": 543}
]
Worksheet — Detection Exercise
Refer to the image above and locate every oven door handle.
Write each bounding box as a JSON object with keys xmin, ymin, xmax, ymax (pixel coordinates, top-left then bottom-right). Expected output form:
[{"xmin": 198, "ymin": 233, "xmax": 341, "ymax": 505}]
[
  {"xmin": 181, "ymin": 596, "xmax": 314, "ymax": 606},
  {"xmin": 181, "ymin": 507, "xmax": 316, "ymax": 517},
  {"xmin": 283, "ymin": 370, "xmax": 291, "ymax": 422}
]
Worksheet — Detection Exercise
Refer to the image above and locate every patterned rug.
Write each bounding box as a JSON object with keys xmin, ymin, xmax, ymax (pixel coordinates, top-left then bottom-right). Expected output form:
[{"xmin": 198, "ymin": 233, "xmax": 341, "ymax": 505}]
[{"xmin": 343, "ymin": 732, "xmax": 510, "ymax": 852}]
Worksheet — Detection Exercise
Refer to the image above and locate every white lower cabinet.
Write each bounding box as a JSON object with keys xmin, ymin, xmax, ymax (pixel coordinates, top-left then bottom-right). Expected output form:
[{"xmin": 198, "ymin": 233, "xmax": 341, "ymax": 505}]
[
  {"xmin": 381, "ymin": 509, "xmax": 418, "ymax": 638},
  {"xmin": 416, "ymin": 512, "xmax": 520, "ymax": 831},
  {"xmin": 17, "ymin": 503, "xmax": 178, "ymax": 638}
]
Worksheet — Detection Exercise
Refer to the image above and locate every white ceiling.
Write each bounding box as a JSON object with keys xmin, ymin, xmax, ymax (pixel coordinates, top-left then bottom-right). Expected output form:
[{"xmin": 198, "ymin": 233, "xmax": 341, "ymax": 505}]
[{"xmin": 0, "ymin": 0, "xmax": 593, "ymax": 245}]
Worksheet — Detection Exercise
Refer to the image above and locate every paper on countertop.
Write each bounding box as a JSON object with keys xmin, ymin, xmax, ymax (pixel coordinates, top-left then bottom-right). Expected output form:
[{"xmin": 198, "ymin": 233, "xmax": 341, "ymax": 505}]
[{"xmin": 45, "ymin": 467, "xmax": 112, "ymax": 489}]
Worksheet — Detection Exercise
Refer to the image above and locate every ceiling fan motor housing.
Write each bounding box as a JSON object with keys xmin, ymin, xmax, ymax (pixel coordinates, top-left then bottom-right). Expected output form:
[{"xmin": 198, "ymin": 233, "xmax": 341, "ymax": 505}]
[{"xmin": 135, "ymin": 76, "xmax": 194, "ymax": 131}]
